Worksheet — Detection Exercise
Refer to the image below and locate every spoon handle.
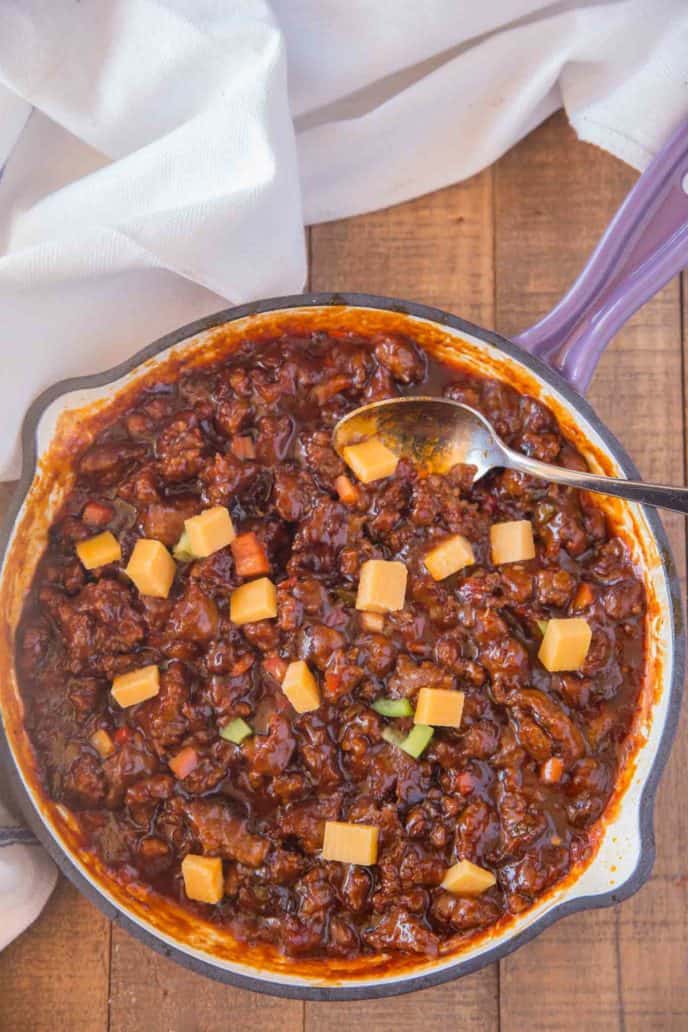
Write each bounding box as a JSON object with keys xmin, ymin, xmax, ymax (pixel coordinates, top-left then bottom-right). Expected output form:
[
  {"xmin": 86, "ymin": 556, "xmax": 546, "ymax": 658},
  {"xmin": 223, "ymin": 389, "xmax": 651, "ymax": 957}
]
[{"xmin": 503, "ymin": 447, "xmax": 688, "ymax": 516}]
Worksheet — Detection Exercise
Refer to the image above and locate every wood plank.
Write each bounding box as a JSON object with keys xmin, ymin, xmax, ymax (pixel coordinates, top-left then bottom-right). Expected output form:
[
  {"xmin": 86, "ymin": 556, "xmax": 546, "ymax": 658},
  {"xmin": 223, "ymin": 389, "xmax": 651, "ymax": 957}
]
[
  {"xmin": 306, "ymin": 972, "xmax": 497, "ymax": 1032},
  {"xmin": 495, "ymin": 111, "xmax": 686, "ymax": 1031},
  {"xmin": 309, "ymin": 171, "xmax": 499, "ymax": 1026},
  {"xmin": 310, "ymin": 173, "xmax": 495, "ymax": 327},
  {"xmin": 0, "ymin": 879, "xmax": 110, "ymax": 1032},
  {"xmin": 108, "ymin": 925, "xmax": 303, "ymax": 1032}
]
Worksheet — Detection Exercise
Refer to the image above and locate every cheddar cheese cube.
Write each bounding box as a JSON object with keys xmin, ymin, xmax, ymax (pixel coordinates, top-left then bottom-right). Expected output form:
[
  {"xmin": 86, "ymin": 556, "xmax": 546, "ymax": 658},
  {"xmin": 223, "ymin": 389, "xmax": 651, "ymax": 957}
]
[
  {"xmin": 322, "ymin": 821, "xmax": 379, "ymax": 866},
  {"xmin": 442, "ymin": 859, "xmax": 496, "ymax": 896},
  {"xmin": 126, "ymin": 538, "xmax": 176, "ymax": 598},
  {"xmin": 424, "ymin": 534, "xmax": 475, "ymax": 581},
  {"xmin": 111, "ymin": 664, "xmax": 160, "ymax": 708},
  {"xmin": 76, "ymin": 531, "xmax": 121, "ymax": 570},
  {"xmin": 282, "ymin": 660, "xmax": 321, "ymax": 714},
  {"xmin": 414, "ymin": 687, "xmax": 465, "ymax": 728},
  {"xmin": 356, "ymin": 559, "xmax": 407, "ymax": 613},
  {"xmin": 90, "ymin": 729, "xmax": 115, "ymax": 759},
  {"xmin": 184, "ymin": 506, "xmax": 235, "ymax": 558},
  {"xmin": 342, "ymin": 438, "xmax": 399, "ymax": 483},
  {"xmin": 230, "ymin": 577, "xmax": 277, "ymax": 625},
  {"xmin": 359, "ymin": 611, "xmax": 385, "ymax": 633},
  {"xmin": 490, "ymin": 520, "xmax": 536, "ymax": 565},
  {"xmin": 538, "ymin": 617, "xmax": 592, "ymax": 672},
  {"xmin": 181, "ymin": 854, "xmax": 224, "ymax": 904}
]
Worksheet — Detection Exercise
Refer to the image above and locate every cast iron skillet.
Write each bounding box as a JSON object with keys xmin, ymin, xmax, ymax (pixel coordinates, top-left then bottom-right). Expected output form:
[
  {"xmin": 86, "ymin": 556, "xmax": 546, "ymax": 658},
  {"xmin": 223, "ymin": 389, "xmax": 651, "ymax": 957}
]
[{"xmin": 0, "ymin": 119, "xmax": 687, "ymax": 998}]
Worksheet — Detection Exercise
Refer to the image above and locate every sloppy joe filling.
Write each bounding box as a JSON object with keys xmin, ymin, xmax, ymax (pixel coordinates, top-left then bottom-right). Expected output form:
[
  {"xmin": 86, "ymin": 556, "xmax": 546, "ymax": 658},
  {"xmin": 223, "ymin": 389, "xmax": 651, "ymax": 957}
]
[{"xmin": 16, "ymin": 328, "xmax": 646, "ymax": 959}]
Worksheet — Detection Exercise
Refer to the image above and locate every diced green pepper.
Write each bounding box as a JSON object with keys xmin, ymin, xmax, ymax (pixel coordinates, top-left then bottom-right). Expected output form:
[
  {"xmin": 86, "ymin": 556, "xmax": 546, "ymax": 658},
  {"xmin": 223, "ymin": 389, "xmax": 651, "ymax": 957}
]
[
  {"xmin": 220, "ymin": 717, "xmax": 253, "ymax": 744},
  {"xmin": 381, "ymin": 726, "xmax": 404, "ymax": 748},
  {"xmin": 172, "ymin": 529, "xmax": 196, "ymax": 562},
  {"xmin": 399, "ymin": 724, "xmax": 434, "ymax": 759},
  {"xmin": 372, "ymin": 697, "xmax": 413, "ymax": 718},
  {"xmin": 536, "ymin": 619, "xmax": 549, "ymax": 636}
]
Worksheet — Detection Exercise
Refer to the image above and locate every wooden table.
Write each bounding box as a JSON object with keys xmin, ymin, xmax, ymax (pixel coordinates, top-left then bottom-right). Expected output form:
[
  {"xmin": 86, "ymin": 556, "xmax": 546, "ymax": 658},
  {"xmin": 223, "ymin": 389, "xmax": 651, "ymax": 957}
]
[{"xmin": 1, "ymin": 112, "xmax": 686, "ymax": 1031}]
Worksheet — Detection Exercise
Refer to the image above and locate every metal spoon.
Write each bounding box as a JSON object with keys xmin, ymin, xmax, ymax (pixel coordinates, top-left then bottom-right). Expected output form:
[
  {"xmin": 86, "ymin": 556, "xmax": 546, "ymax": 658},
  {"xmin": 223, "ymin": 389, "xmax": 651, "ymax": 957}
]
[{"xmin": 333, "ymin": 396, "xmax": 688, "ymax": 515}]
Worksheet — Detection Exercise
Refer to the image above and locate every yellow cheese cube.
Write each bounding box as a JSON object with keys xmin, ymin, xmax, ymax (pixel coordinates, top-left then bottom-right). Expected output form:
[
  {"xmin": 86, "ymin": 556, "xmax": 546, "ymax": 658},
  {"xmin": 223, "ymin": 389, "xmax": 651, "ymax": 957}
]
[
  {"xmin": 76, "ymin": 531, "xmax": 121, "ymax": 570},
  {"xmin": 111, "ymin": 664, "xmax": 160, "ymax": 708},
  {"xmin": 538, "ymin": 617, "xmax": 592, "ymax": 672},
  {"xmin": 90, "ymin": 729, "xmax": 115, "ymax": 759},
  {"xmin": 184, "ymin": 506, "xmax": 236, "ymax": 558},
  {"xmin": 282, "ymin": 660, "xmax": 321, "ymax": 714},
  {"xmin": 126, "ymin": 538, "xmax": 176, "ymax": 598},
  {"xmin": 356, "ymin": 559, "xmax": 407, "ymax": 613},
  {"xmin": 181, "ymin": 854, "xmax": 224, "ymax": 904},
  {"xmin": 424, "ymin": 534, "xmax": 475, "ymax": 580},
  {"xmin": 414, "ymin": 687, "xmax": 465, "ymax": 728},
  {"xmin": 322, "ymin": 821, "xmax": 379, "ymax": 865},
  {"xmin": 490, "ymin": 520, "xmax": 536, "ymax": 565},
  {"xmin": 342, "ymin": 438, "xmax": 399, "ymax": 483},
  {"xmin": 442, "ymin": 859, "xmax": 496, "ymax": 896},
  {"xmin": 230, "ymin": 577, "xmax": 277, "ymax": 625},
  {"xmin": 359, "ymin": 611, "xmax": 385, "ymax": 633}
]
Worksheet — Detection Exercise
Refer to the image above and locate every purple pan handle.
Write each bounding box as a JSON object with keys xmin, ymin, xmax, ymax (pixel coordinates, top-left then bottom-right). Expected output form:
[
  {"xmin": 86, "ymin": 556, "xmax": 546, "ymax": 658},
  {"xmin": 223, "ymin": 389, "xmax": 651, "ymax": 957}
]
[{"xmin": 514, "ymin": 117, "xmax": 688, "ymax": 394}]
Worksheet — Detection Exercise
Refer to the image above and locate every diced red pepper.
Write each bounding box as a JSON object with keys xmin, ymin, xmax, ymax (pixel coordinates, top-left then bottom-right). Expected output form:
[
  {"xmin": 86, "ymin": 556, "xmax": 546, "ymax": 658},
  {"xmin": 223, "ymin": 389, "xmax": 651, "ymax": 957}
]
[
  {"xmin": 113, "ymin": 726, "xmax": 131, "ymax": 747},
  {"xmin": 169, "ymin": 746, "xmax": 199, "ymax": 780},
  {"xmin": 230, "ymin": 532, "xmax": 270, "ymax": 577},
  {"xmin": 231, "ymin": 435, "xmax": 256, "ymax": 461},
  {"xmin": 334, "ymin": 475, "xmax": 360, "ymax": 507}
]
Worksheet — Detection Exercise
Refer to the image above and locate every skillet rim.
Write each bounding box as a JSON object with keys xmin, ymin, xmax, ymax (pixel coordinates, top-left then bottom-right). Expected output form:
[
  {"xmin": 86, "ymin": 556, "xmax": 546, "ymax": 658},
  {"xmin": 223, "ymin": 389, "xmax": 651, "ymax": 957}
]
[{"xmin": 0, "ymin": 291, "xmax": 684, "ymax": 1000}]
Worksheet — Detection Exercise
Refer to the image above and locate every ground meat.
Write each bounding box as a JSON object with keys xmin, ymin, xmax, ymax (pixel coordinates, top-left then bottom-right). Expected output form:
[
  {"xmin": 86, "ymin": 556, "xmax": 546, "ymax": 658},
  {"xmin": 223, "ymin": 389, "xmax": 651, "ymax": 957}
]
[
  {"xmin": 184, "ymin": 799, "xmax": 269, "ymax": 866},
  {"xmin": 17, "ymin": 326, "xmax": 646, "ymax": 963}
]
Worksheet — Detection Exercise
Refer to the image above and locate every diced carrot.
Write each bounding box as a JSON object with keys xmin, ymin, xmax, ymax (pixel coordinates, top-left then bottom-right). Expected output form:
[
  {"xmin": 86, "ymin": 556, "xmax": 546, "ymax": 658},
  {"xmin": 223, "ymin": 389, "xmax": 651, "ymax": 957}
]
[
  {"xmin": 231, "ymin": 435, "xmax": 256, "ymax": 461},
  {"xmin": 359, "ymin": 611, "xmax": 384, "ymax": 633},
  {"xmin": 572, "ymin": 582, "xmax": 595, "ymax": 610},
  {"xmin": 263, "ymin": 656, "xmax": 287, "ymax": 683},
  {"xmin": 324, "ymin": 671, "xmax": 342, "ymax": 698},
  {"xmin": 335, "ymin": 475, "xmax": 360, "ymax": 506},
  {"xmin": 540, "ymin": 756, "xmax": 565, "ymax": 784},
  {"xmin": 169, "ymin": 746, "xmax": 199, "ymax": 780},
  {"xmin": 230, "ymin": 532, "xmax": 270, "ymax": 577},
  {"xmin": 82, "ymin": 501, "xmax": 115, "ymax": 528}
]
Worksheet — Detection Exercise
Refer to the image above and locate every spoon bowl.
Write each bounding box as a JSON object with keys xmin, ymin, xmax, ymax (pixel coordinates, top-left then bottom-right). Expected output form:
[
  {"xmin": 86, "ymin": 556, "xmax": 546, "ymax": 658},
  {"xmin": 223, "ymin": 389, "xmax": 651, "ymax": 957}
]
[{"xmin": 333, "ymin": 396, "xmax": 688, "ymax": 515}]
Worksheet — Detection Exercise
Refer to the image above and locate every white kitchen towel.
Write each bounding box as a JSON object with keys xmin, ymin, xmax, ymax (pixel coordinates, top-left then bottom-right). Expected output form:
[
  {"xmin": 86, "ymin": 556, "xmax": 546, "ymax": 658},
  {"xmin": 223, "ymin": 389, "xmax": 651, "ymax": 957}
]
[
  {"xmin": 0, "ymin": 0, "xmax": 686, "ymax": 949},
  {"xmin": 0, "ymin": 800, "xmax": 57, "ymax": 951}
]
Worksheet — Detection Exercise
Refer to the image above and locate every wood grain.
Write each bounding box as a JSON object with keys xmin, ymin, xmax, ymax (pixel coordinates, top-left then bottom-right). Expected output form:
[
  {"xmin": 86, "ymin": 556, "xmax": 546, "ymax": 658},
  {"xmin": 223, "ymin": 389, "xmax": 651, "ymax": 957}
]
[
  {"xmin": 108, "ymin": 926, "xmax": 303, "ymax": 1032},
  {"xmin": 310, "ymin": 173, "xmax": 495, "ymax": 327},
  {"xmin": 494, "ymin": 111, "xmax": 687, "ymax": 1032},
  {"xmin": 305, "ymin": 972, "xmax": 497, "ymax": 1032},
  {"xmin": 310, "ymin": 169, "xmax": 499, "ymax": 1027},
  {"xmin": 0, "ymin": 879, "xmax": 110, "ymax": 1032}
]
